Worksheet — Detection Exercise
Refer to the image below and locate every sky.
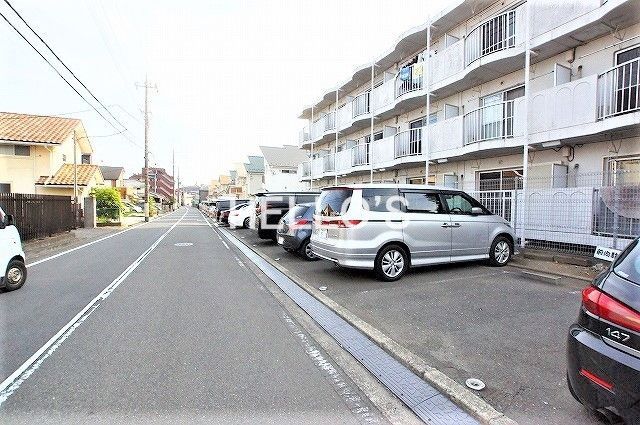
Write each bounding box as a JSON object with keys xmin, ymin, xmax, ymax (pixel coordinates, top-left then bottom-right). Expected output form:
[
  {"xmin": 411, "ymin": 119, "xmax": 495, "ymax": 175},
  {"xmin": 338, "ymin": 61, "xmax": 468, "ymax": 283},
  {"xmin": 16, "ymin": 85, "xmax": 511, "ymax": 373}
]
[{"xmin": 0, "ymin": 0, "xmax": 451, "ymax": 186}]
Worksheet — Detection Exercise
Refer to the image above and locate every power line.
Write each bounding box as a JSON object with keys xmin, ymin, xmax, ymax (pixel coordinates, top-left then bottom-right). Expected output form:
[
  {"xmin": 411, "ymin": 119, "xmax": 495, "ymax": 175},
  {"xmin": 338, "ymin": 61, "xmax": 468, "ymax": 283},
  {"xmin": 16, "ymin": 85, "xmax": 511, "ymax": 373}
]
[{"xmin": 3, "ymin": 0, "xmax": 128, "ymax": 132}]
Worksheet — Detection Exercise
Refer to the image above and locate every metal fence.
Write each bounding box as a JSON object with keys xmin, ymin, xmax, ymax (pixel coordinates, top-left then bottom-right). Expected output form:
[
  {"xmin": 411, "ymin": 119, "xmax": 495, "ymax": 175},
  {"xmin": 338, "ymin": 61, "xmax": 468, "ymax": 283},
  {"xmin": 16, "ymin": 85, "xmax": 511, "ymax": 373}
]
[
  {"xmin": 0, "ymin": 193, "xmax": 75, "ymax": 241},
  {"xmin": 461, "ymin": 170, "xmax": 640, "ymax": 255}
]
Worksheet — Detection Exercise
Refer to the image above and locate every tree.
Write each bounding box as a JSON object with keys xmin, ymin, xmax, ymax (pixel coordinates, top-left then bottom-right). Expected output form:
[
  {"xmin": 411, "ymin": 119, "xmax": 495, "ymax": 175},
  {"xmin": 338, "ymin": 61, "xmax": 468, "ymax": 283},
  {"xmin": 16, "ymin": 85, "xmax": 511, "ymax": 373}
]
[{"xmin": 92, "ymin": 187, "xmax": 124, "ymax": 220}]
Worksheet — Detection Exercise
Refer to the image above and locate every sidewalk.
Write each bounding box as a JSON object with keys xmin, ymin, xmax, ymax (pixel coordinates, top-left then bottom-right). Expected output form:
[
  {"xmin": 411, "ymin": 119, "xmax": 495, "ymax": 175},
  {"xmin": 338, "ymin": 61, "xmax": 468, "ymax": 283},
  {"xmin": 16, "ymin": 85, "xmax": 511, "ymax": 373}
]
[{"xmin": 510, "ymin": 249, "xmax": 607, "ymax": 283}]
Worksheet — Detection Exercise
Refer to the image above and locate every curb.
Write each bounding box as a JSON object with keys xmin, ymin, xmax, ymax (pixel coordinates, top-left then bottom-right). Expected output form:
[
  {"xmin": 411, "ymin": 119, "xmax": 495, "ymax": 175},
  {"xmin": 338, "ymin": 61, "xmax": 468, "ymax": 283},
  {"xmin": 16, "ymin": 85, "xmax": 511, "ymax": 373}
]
[
  {"xmin": 508, "ymin": 261, "xmax": 593, "ymax": 283},
  {"xmin": 221, "ymin": 228, "xmax": 517, "ymax": 425}
]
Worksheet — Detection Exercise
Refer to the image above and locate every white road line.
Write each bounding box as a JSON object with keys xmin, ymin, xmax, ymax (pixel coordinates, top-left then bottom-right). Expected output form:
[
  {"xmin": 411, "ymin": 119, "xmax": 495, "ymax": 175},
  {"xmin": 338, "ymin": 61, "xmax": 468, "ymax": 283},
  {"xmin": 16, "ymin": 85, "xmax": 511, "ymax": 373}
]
[
  {"xmin": 26, "ymin": 208, "xmax": 183, "ymax": 268},
  {"xmin": 199, "ymin": 210, "xmax": 224, "ymax": 242},
  {"xmin": 0, "ymin": 208, "xmax": 188, "ymax": 405}
]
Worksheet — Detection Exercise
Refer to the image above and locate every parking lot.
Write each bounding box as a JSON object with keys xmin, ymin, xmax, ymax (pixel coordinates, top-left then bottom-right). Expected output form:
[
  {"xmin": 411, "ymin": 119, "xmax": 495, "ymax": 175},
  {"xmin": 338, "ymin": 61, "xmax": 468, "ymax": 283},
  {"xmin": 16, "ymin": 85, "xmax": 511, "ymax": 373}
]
[{"xmin": 225, "ymin": 225, "xmax": 604, "ymax": 425}]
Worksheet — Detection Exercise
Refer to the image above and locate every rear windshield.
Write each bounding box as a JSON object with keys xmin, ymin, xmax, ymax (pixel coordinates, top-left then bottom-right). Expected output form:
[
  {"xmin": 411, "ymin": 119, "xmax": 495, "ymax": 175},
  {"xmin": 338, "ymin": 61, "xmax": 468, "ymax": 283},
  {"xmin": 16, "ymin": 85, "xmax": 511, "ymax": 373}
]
[
  {"xmin": 295, "ymin": 194, "xmax": 319, "ymax": 204},
  {"xmin": 614, "ymin": 239, "xmax": 640, "ymax": 283},
  {"xmin": 317, "ymin": 189, "xmax": 352, "ymax": 217},
  {"xmin": 285, "ymin": 205, "xmax": 310, "ymax": 221}
]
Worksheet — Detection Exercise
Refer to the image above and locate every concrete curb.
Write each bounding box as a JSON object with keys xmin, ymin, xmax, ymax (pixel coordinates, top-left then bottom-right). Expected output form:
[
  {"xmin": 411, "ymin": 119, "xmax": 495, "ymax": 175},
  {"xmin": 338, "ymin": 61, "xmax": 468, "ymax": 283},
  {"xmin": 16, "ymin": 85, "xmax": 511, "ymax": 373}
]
[
  {"xmin": 221, "ymin": 228, "xmax": 517, "ymax": 425},
  {"xmin": 508, "ymin": 261, "xmax": 593, "ymax": 283}
]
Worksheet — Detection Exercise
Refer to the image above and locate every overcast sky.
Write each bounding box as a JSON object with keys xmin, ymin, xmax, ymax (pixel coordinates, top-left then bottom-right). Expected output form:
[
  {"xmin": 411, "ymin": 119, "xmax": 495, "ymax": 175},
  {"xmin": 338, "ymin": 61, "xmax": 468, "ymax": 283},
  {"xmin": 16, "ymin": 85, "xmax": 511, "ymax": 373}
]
[{"xmin": 1, "ymin": 0, "xmax": 450, "ymax": 185}]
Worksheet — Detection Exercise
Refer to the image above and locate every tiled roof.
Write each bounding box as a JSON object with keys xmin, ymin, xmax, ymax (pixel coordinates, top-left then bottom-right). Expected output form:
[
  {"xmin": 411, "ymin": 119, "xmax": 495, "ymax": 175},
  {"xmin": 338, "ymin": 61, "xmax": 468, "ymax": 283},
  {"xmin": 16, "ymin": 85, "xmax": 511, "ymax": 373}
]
[
  {"xmin": 260, "ymin": 145, "xmax": 308, "ymax": 168},
  {"xmin": 36, "ymin": 164, "xmax": 102, "ymax": 186},
  {"xmin": 244, "ymin": 155, "xmax": 265, "ymax": 173},
  {"xmin": 99, "ymin": 166, "xmax": 125, "ymax": 181},
  {"xmin": 0, "ymin": 112, "xmax": 80, "ymax": 144}
]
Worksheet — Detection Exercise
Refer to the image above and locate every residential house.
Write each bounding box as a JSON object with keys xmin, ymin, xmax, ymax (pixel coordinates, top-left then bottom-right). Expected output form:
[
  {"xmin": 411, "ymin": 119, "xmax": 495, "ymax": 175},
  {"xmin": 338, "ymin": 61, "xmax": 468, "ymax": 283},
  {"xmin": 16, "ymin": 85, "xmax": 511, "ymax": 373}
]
[
  {"xmin": 260, "ymin": 145, "xmax": 309, "ymax": 191},
  {"xmin": 99, "ymin": 166, "xmax": 125, "ymax": 188},
  {"xmin": 0, "ymin": 112, "xmax": 102, "ymax": 202},
  {"xmin": 297, "ymin": 0, "xmax": 640, "ymax": 254},
  {"xmin": 244, "ymin": 155, "xmax": 265, "ymax": 196}
]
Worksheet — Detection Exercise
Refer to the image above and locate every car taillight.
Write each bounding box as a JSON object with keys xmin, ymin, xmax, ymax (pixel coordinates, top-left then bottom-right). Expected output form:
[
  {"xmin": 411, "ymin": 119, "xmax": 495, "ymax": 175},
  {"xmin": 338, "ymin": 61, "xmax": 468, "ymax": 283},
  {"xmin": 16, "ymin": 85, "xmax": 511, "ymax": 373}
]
[
  {"xmin": 290, "ymin": 218, "xmax": 310, "ymax": 229},
  {"xmin": 320, "ymin": 218, "xmax": 361, "ymax": 228},
  {"xmin": 582, "ymin": 286, "xmax": 640, "ymax": 333}
]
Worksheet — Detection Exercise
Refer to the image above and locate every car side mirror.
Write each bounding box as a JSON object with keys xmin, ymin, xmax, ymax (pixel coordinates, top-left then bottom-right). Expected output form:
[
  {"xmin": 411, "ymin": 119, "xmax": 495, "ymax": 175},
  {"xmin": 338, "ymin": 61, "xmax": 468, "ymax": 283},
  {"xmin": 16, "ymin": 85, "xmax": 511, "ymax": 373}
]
[{"xmin": 471, "ymin": 207, "xmax": 483, "ymax": 215}]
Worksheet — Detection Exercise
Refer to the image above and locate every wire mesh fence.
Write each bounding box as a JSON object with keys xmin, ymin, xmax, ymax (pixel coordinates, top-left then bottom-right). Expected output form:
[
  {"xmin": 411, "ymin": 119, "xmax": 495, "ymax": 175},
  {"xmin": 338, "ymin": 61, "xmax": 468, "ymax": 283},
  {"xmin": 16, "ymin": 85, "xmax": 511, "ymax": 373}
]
[{"xmin": 462, "ymin": 170, "xmax": 640, "ymax": 256}]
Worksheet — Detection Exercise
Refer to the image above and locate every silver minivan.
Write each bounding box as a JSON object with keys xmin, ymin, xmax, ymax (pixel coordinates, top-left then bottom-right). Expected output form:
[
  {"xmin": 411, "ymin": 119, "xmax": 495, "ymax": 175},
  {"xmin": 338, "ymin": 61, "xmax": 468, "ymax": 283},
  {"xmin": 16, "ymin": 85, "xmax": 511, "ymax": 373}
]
[{"xmin": 311, "ymin": 184, "xmax": 516, "ymax": 281}]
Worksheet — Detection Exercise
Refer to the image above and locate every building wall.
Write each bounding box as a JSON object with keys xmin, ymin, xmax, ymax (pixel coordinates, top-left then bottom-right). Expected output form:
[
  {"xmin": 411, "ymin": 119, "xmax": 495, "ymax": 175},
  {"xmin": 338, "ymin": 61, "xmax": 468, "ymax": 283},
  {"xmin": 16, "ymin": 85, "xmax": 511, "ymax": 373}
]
[{"xmin": 264, "ymin": 163, "xmax": 306, "ymax": 191}]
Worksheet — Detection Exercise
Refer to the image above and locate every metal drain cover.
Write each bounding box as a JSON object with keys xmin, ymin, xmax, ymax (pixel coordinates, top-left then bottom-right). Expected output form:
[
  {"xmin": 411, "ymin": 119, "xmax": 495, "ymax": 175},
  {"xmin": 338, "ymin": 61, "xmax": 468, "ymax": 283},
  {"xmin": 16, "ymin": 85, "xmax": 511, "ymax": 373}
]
[{"xmin": 465, "ymin": 378, "xmax": 485, "ymax": 391}]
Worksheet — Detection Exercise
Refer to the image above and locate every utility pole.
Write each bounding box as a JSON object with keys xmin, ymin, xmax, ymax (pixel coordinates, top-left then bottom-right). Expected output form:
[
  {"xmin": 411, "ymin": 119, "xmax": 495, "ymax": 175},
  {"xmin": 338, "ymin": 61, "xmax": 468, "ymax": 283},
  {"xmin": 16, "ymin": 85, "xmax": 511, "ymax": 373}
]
[
  {"xmin": 172, "ymin": 149, "xmax": 175, "ymax": 210},
  {"xmin": 73, "ymin": 130, "xmax": 78, "ymax": 224},
  {"xmin": 136, "ymin": 76, "xmax": 156, "ymax": 222}
]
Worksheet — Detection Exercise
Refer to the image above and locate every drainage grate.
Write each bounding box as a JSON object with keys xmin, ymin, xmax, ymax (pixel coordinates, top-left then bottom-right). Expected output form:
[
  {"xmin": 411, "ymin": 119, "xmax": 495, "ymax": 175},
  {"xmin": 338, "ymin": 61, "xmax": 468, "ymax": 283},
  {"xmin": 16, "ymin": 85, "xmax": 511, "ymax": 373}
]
[{"xmin": 219, "ymin": 228, "xmax": 478, "ymax": 425}]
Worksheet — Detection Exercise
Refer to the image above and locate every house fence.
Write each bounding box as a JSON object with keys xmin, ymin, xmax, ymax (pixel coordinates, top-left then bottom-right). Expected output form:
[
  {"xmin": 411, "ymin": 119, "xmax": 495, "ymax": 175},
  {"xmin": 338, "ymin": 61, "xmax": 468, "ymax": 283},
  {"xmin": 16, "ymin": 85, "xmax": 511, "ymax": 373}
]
[
  {"xmin": 0, "ymin": 193, "xmax": 76, "ymax": 241},
  {"xmin": 462, "ymin": 170, "xmax": 640, "ymax": 255}
]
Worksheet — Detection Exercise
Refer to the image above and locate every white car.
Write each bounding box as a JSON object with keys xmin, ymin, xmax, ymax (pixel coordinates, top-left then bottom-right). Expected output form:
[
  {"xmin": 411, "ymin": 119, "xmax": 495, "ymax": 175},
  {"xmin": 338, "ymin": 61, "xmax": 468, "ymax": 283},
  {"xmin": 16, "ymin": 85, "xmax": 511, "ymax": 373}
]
[
  {"xmin": 0, "ymin": 207, "xmax": 27, "ymax": 291},
  {"xmin": 229, "ymin": 202, "xmax": 255, "ymax": 229}
]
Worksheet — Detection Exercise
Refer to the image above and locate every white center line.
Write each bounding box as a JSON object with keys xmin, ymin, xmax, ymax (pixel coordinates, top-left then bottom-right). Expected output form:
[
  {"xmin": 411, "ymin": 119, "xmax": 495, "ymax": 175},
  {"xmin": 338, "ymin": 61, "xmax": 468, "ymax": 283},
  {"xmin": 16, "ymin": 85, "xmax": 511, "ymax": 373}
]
[{"xmin": 0, "ymin": 208, "xmax": 188, "ymax": 405}]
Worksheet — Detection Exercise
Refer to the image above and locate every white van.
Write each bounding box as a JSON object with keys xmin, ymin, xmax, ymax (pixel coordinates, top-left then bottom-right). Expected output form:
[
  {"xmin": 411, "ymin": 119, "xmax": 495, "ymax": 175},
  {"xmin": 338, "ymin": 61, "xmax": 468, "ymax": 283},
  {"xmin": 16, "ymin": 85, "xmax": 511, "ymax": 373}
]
[{"xmin": 0, "ymin": 207, "xmax": 27, "ymax": 291}]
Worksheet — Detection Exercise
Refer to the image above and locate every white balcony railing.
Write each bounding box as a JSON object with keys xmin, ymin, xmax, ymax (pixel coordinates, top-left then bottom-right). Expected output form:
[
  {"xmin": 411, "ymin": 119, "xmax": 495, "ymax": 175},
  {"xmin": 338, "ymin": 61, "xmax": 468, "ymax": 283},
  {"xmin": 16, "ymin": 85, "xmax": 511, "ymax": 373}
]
[
  {"xmin": 323, "ymin": 153, "xmax": 335, "ymax": 172},
  {"xmin": 301, "ymin": 161, "xmax": 310, "ymax": 178},
  {"xmin": 351, "ymin": 144, "xmax": 369, "ymax": 166},
  {"xmin": 463, "ymin": 100, "xmax": 516, "ymax": 144},
  {"xmin": 335, "ymin": 149, "xmax": 351, "ymax": 173},
  {"xmin": 298, "ymin": 127, "xmax": 309, "ymax": 145},
  {"xmin": 312, "ymin": 157, "xmax": 323, "ymax": 176},
  {"xmin": 324, "ymin": 111, "xmax": 336, "ymax": 131},
  {"xmin": 465, "ymin": 8, "xmax": 517, "ymax": 66},
  {"xmin": 394, "ymin": 128, "xmax": 424, "ymax": 158},
  {"xmin": 597, "ymin": 57, "xmax": 640, "ymax": 120},
  {"xmin": 372, "ymin": 79, "xmax": 395, "ymax": 111},
  {"xmin": 396, "ymin": 62, "xmax": 425, "ymax": 98},
  {"xmin": 352, "ymin": 92, "xmax": 370, "ymax": 118}
]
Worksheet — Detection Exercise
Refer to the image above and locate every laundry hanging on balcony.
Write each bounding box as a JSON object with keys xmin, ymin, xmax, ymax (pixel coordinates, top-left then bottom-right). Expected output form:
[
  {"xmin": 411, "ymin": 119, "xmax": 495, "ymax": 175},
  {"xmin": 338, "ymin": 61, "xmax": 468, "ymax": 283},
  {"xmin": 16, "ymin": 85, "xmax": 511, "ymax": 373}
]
[
  {"xmin": 412, "ymin": 64, "xmax": 423, "ymax": 85},
  {"xmin": 399, "ymin": 67, "xmax": 411, "ymax": 81}
]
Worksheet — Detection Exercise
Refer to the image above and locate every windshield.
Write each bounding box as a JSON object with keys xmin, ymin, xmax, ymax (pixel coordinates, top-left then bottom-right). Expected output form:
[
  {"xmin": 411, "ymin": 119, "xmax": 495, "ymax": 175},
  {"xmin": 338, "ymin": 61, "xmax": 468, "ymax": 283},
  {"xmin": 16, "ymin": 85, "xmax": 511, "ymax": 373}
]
[{"xmin": 614, "ymin": 239, "xmax": 640, "ymax": 283}]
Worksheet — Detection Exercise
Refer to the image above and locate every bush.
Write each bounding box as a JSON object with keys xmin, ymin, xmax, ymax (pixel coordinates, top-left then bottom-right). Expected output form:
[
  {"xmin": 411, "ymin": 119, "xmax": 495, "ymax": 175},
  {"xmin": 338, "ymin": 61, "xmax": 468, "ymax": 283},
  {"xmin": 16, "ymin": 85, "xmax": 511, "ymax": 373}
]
[{"xmin": 92, "ymin": 187, "xmax": 124, "ymax": 220}]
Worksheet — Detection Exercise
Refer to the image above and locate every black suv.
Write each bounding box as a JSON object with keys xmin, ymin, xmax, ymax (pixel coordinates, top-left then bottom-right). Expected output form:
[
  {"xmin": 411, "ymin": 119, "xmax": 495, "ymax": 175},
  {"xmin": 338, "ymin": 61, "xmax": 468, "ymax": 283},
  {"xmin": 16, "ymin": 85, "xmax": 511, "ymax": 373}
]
[
  {"xmin": 567, "ymin": 237, "xmax": 640, "ymax": 423},
  {"xmin": 254, "ymin": 192, "xmax": 319, "ymax": 240}
]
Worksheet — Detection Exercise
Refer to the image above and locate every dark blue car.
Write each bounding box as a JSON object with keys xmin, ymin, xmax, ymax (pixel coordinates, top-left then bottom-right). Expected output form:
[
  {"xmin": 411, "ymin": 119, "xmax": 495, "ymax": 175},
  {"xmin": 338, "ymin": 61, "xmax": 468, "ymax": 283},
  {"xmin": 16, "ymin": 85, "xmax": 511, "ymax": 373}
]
[
  {"xmin": 276, "ymin": 203, "xmax": 317, "ymax": 261},
  {"xmin": 567, "ymin": 237, "xmax": 640, "ymax": 423}
]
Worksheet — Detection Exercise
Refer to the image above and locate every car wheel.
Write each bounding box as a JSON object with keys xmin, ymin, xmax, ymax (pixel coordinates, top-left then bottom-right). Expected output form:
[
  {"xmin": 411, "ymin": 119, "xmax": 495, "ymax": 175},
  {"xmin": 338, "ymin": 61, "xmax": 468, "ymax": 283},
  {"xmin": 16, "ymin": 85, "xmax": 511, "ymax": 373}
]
[
  {"xmin": 4, "ymin": 259, "xmax": 26, "ymax": 291},
  {"xmin": 299, "ymin": 239, "xmax": 318, "ymax": 261},
  {"xmin": 489, "ymin": 236, "xmax": 512, "ymax": 266},
  {"xmin": 243, "ymin": 217, "xmax": 250, "ymax": 229},
  {"xmin": 375, "ymin": 245, "xmax": 408, "ymax": 282}
]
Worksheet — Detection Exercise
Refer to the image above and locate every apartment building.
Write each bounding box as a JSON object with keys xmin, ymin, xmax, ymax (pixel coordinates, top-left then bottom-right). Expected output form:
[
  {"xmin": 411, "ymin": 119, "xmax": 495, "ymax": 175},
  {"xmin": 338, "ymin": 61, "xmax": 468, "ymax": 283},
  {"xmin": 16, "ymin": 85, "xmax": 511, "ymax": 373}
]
[
  {"xmin": 297, "ymin": 0, "xmax": 640, "ymax": 253},
  {"xmin": 131, "ymin": 167, "xmax": 175, "ymax": 202}
]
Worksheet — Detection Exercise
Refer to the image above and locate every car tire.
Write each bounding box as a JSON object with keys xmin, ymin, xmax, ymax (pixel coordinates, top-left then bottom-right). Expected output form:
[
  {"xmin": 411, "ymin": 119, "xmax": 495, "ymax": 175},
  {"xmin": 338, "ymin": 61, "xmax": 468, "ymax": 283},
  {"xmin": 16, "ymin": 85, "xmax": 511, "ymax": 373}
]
[
  {"xmin": 489, "ymin": 236, "xmax": 512, "ymax": 267},
  {"xmin": 375, "ymin": 245, "xmax": 408, "ymax": 282},
  {"xmin": 243, "ymin": 217, "xmax": 250, "ymax": 229},
  {"xmin": 299, "ymin": 239, "xmax": 318, "ymax": 261},
  {"xmin": 4, "ymin": 259, "xmax": 26, "ymax": 291}
]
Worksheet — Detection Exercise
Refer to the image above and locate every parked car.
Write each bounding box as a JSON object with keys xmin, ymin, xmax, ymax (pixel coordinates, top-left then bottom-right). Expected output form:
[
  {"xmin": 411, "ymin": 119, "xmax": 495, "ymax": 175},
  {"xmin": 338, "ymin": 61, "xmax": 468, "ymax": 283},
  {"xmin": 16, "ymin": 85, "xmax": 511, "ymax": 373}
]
[
  {"xmin": 213, "ymin": 199, "xmax": 250, "ymax": 222},
  {"xmin": 310, "ymin": 184, "xmax": 515, "ymax": 281},
  {"xmin": 229, "ymin": 202, "xmax": 254, "ymax": 229},
  {"xmin": 219, "ymin": 203, "xmax": 248, "ymax": 225},
  {"xmin": 566, "ymin": 237, "xmax": 640, "ymax": 423},
  {"xmin": 276, "ymin": 203, "xmax": 317, "ymax": 260},
  {"xmin": 0, "ymin": 206, "xmax": 27, "ymax": 291},
  {"xmin": 254, "ymin": 191, "xmax": 319, "ymax": 240}
]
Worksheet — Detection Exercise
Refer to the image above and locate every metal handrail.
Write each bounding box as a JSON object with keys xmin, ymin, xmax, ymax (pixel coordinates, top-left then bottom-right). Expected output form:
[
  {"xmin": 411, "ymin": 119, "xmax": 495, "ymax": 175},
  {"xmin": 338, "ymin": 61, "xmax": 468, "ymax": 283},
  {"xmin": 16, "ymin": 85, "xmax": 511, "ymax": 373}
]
[
  {"xmin": 394, "ymin": 128, "xmax": 424, "ymax": 158},
  {"xmin": 463, "ymin": 100, "xmax": 516, "ymax": 144},
  {"xmin": 352, "ymin": 92, "xmax": 370, "ymax": 118},
  {"xmin": 395, "ymin": 62, "xmax": 425, "ymax": 98},
  {"xmin": 351, "ymin": 144, "xmax": 369, "ymax": 166},
  {"xmin": 597, "ymin": 57, "xmax": 640, "ymax": 120},
  {"xmin": 465, "ymin": 8, "xmax": 517, "ymax": 66}
]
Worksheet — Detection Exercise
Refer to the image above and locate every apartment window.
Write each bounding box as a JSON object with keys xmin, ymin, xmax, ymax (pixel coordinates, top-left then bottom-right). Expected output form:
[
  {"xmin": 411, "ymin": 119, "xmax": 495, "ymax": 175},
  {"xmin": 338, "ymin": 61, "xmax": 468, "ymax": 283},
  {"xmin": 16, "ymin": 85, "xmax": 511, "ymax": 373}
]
[
  {"xmin": 606, "ymin": 155, "xmax": 640, "ymax": 186},
  {"xmin": 81, "ymin": 154, "xmax": 91, "ymax": 164},
  {"xmin": 478, "ymin": 169, "xmax": 523, "ymax": 191},
  {"xmin": 0, "ymin": 183, "xmax": 10, "ymax": 193},
  {"xmin": 62, "ymin": 154, "xmax": 67, "ymax": 162},
  {"xmin": 613, "ymin": 45, "xmax": 639, "ymax": 116},
  {"xmin": 281, "ymin": 169, "xmax": 293, "ymax": 174},
  {"xmin": 480, "ymin": 86, "xmax": 524, "ymax": 139}
]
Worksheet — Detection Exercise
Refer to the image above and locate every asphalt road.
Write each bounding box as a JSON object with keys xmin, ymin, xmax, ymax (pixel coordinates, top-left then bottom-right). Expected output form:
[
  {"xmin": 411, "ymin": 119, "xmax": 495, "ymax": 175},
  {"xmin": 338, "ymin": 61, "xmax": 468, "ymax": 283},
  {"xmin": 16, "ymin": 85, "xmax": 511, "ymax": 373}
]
[
  {"xmin": 0, "ymin": 208, "xmax": 385, "ymax": 424},
  {"xmin": 228, "ymin": 226, "xmax": 606, "ymax": 425}
]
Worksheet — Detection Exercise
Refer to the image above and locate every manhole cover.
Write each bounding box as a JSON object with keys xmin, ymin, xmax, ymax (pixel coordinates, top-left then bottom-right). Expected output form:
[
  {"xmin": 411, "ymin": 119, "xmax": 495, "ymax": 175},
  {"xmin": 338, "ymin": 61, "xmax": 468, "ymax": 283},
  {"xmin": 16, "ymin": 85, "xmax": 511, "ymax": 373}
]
[
  {"xmin": 465, "ymin": 378, "xmax": 485, "ymax": 391},
  {"xmin": 174, "ymin": 242, "xmax": 193, "ymax": 247}
]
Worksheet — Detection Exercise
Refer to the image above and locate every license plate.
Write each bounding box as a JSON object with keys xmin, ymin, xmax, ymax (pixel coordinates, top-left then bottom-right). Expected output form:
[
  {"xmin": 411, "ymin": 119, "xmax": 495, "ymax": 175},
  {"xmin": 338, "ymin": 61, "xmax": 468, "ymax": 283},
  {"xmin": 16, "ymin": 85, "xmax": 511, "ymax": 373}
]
[
  {"xmin": 277, "ymin": 236, "xmax": 284, "ymax": 245},
  {"xmin": 315, "ymin": 228, "xmax": 328, "ymax": 239}
]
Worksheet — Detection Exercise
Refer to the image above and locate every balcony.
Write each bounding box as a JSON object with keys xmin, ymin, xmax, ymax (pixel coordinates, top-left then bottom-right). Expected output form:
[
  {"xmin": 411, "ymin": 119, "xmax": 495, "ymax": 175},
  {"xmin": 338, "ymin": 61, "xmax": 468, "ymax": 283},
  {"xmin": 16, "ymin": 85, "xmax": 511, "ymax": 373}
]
[
  {"xmin": 463, "ymin": 100, "xmax": 521, "ymax": 145},
  {"xmin": 352, "ymin": 92, "xmax": 370, "ymax": 118},
  {"xmin": 465, "ymin": 9, "xmax": 518, "ymax": 66},
  {"xmin": 395, "ymin": 62, "xmax": 424, "ymax": 98},
  {"xmin": 351, "ymin": 144, "xmax": 369, "ymax": 166},
  {"xmin": 598, "ymin": 57, "xmax": 640, "ymax": 120},
  {"xmin": 394, "ymin": 128, "xmax": 423, "ymax": 159},
  {"xmin": 298, "ymin": 127, "xmax": 309, "ymax": 147},
  {"xmin": 300, "ymin": 161, "xmax": 310, "ymax": 178},
  {"xmin": 323, "ymin": 153, "xmax": 335, "ymax": 173},
  {"xmin": 323, "ymin": 111, "xmax": 336, "ymax": 132}
]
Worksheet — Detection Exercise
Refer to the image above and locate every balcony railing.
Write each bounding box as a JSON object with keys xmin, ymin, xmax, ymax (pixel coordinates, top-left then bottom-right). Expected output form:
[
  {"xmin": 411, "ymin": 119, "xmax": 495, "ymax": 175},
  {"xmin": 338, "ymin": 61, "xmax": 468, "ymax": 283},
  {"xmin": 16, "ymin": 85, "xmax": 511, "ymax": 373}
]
[
  {"xmin": 396, "ymin": 62, "xmax": 424, "ymax": 98},
  {"xmin": 463, "ymin": 100, "xmax": 516, "ymax": 144},
  {"xmin": 301, "ymin": 161, "xmax": 310, "ymax": 178},
  {"xmin": 465, "ymin": 8, "xmax": 517, "ymax": 66},
  {"xmin": 352, "ymin": 92, "xmax": 370, "ymax": 118},
  {"xmin": 351, "ymin": 144, "xmax": 369, "ymax": 166},
  {"xmin": 324, "ymin": 111, "xmax": 336, "ymax": 131},
  {"xmin": 394, "ymin": 128, "xmax": 423, "ymax": 158},
  {"xmin": 597, "ymin": 57, "xmax": 640, "ymax": 120},
  {"xmin": 299, "ymin": 127, "xmax": 309, "ymax": 145},
  {"xmin": 323, "ymin": 153, "xmax": 335, "ymax": 172},
  {"xmin": 337, "ymin": 102, "xmax": 353, "ymax": 128}
]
